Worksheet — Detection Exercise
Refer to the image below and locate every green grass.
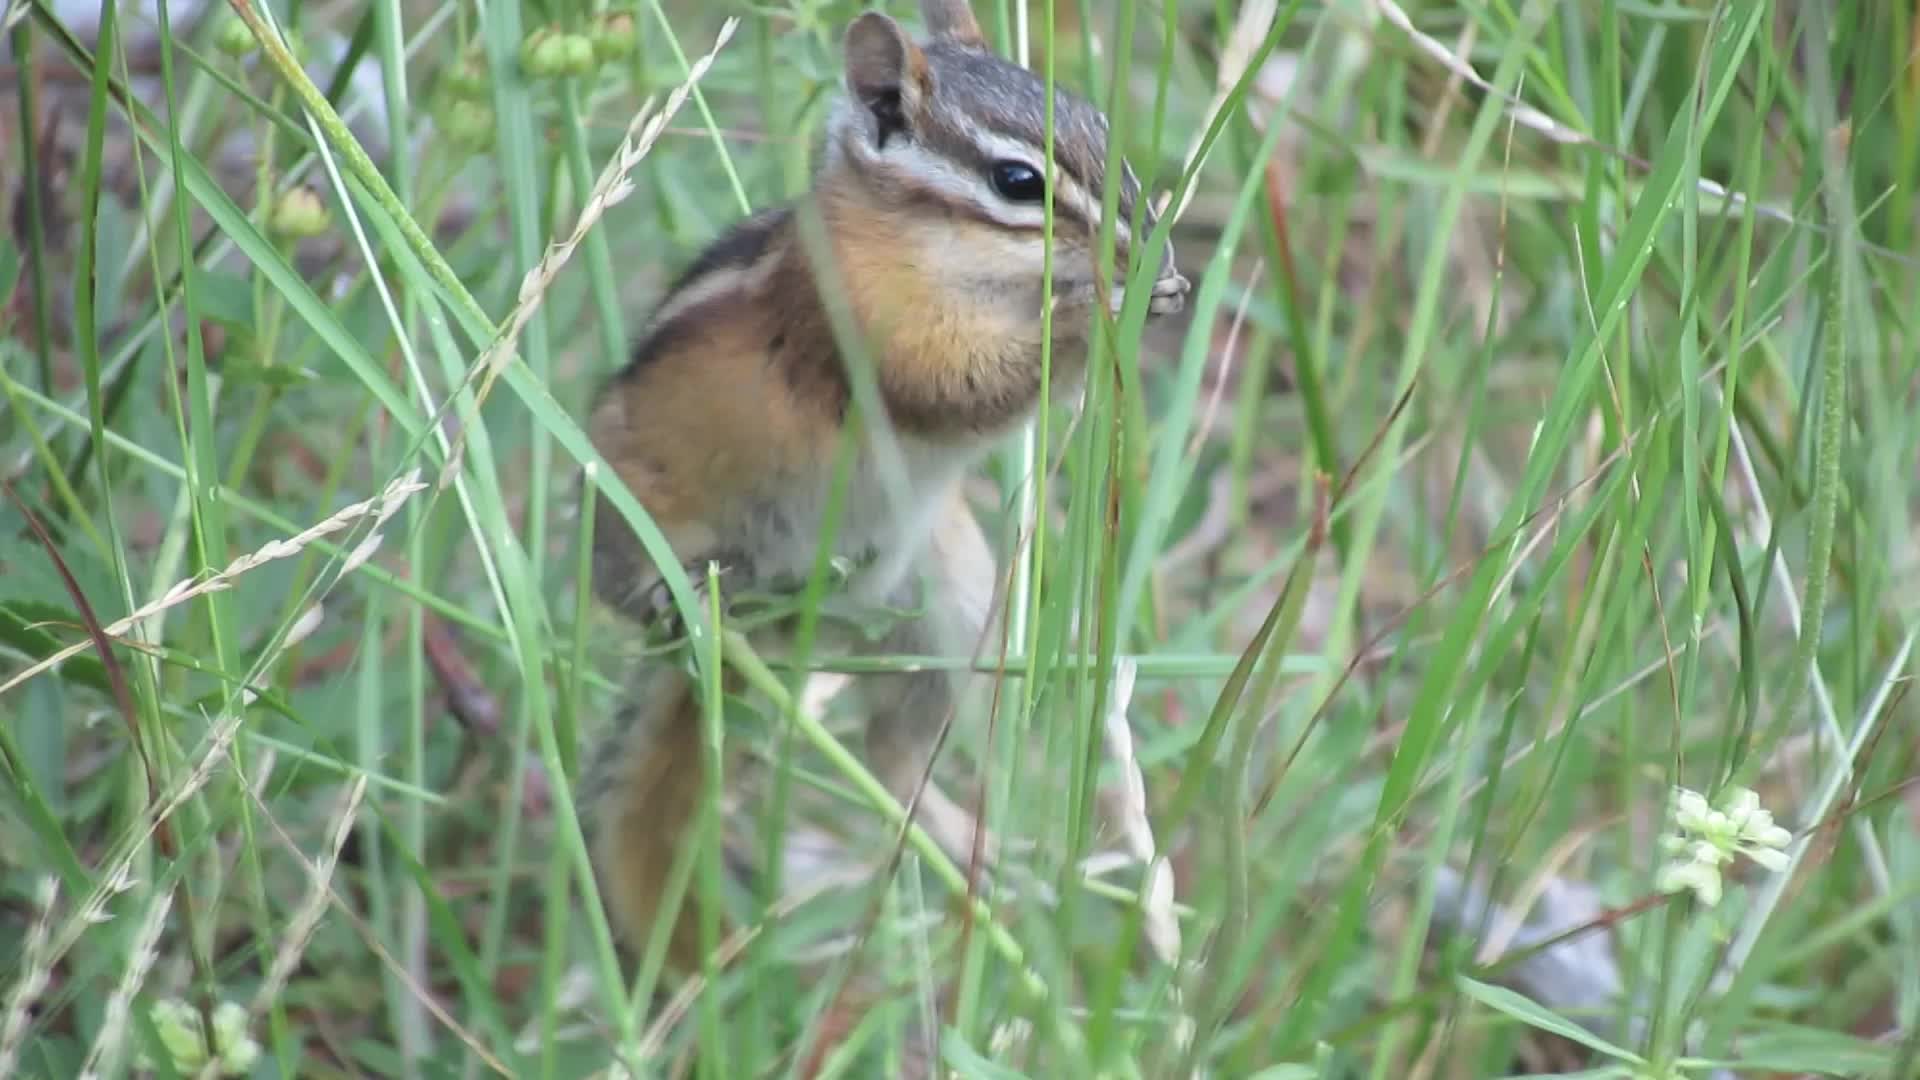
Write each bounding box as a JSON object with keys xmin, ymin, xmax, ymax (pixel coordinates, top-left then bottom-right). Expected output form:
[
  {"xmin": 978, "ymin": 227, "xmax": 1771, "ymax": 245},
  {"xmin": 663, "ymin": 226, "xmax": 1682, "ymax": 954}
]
[{"xmin": 3, "ymin": 0, "xmax": 1918, "ymax": 1076}]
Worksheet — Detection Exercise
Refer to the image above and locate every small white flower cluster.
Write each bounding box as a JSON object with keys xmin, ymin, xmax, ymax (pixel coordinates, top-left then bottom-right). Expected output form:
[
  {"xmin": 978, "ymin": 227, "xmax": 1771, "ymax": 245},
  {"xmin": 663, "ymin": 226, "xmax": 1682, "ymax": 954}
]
[
  {"xmin": 137, "ymin": 999, "xmax": 260, "ymax": 1078},
  {"xmin": 1656, "ymin": 786, "xmax": 1793, "ymax": 907}
]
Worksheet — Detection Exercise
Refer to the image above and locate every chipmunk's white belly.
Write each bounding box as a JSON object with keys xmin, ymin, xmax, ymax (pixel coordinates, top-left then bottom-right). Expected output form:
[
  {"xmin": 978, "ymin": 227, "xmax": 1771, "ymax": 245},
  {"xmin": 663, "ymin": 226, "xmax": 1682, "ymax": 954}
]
[{"xmin": 753, "ymin": 434, "xmax": 991, "ymax": 598}]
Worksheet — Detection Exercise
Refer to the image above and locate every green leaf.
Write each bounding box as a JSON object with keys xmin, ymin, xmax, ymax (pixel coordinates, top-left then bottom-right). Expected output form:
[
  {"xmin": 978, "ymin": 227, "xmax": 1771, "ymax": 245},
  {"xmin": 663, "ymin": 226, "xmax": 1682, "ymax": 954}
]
[
  {"xmin": 16, "ymin": 677, "xmax": 68, "ymax": 817},
  {"xmin": 185, "ymin": 268, "xmax": 256, "ymax": 329},
  {"xmin": 1454, "ymin": 976, "xmax": 1645, "ymax": 1066},
  {"xmin": 214, "ymin": 348, "xmax": 320, "ymax": 391},
  {"xmin": 1497, "ymin": 1060, "xmax": 1635, "ymax": 1068},
  {"xmin": 940, "ymin": 1029, "xmax": 1033, "ymax": 1079},
  {"xmin": 0, "ymin": 232, "xmax": 20, "ymax": 300},
  {"xmin": 0, "ymin": 600, "xmax": 112, "ymax": 693},
  {"xmin": 1710, "ymin": 1024, "xmax": 1892, "ymax": 1076}
]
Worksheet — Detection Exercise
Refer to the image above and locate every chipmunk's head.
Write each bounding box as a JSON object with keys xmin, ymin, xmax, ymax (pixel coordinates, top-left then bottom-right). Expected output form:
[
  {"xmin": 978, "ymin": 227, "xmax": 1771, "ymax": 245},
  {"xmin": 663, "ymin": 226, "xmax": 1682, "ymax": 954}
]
[{"xmin": 821, "ymin": 0, "xmax": 1189, "ymax": 339}]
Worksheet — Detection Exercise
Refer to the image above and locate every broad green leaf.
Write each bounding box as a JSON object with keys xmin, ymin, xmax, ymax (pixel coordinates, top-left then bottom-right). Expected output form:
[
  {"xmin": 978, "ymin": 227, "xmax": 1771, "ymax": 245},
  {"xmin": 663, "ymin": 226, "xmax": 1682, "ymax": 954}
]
[
  {"xmin": 1710, "ymin": 1024, "xmax": 1892, "ymax": 1076},
  {"xmin": 1455, "ymin": 976, "xmax": 1645, "ymax": 1066}
]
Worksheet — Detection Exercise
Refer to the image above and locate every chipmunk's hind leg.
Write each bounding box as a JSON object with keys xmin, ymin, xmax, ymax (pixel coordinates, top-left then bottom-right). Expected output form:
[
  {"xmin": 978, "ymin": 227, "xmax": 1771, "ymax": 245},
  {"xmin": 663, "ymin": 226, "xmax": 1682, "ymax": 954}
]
[{"xmin": 582, "ymin": 665, "xmax": 722, "ymax": 972}]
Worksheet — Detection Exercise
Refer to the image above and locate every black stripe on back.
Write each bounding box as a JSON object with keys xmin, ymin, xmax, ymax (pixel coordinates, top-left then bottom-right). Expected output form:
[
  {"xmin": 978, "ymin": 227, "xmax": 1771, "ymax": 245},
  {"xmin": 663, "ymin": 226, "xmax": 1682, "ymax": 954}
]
[
  {"xmin": 615, "ymin": 206, "xmax": 794, "ymax": 381},
  {"xmin": 662, "ymin": 206, "xmax": 791, "ymax": 300}
]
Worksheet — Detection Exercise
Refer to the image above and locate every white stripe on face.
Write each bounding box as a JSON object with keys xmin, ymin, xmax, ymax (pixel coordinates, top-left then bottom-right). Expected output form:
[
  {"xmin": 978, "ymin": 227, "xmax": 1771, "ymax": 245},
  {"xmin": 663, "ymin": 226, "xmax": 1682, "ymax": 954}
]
[
  {"xmin": 830, "ymin": 100, "xmax": 1130, "ymax": 249},
  {"xmin": 950, "ymin": 120, "xmax": 1121, "ymax": 242}
]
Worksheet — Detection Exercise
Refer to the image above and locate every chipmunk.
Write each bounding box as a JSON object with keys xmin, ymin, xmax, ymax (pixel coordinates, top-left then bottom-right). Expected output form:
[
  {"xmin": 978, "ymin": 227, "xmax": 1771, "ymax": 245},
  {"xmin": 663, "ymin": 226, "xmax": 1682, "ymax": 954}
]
[{"xmin": 578, "ymin": 0, "xmax": 1189, "ymax": 971}]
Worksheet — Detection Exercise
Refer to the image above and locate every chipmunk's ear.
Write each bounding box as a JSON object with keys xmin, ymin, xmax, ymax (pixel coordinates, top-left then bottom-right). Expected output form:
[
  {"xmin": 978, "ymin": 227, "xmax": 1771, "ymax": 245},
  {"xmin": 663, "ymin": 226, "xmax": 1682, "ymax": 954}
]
[
  {"xmin": 844, "ymin": 12, "xmax": 930, "ymax": 147},
  {"xmin": 919, "ymin": 0, "xmax": 984, "ymax": 45}
]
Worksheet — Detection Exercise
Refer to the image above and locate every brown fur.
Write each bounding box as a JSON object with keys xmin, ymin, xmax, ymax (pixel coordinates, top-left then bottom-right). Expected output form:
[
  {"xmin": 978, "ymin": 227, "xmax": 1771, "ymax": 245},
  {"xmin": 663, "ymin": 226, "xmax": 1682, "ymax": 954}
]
[
  {"xmin": 815, "ymin": 192, "xmax": 1068, "ymax": 440},
  {"xmin": 586, "ymin": 669, "xmax": 714, "ymax": 972}
]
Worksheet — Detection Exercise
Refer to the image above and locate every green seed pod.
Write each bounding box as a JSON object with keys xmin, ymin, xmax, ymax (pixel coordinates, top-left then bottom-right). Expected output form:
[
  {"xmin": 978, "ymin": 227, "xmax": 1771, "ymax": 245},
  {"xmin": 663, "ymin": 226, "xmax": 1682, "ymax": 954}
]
[
  {"xmin": 269, "ymin": 187, "xmax": 331, "ymax": 239},
  {"xmin": 590, "ymin": 12, "xmax": 637, "ymax": 63},
  {"xmin": 520, "ymin": 26, "xmax": 569, "ymax": 79},
  {"xmin": 443, "ymin": 99, "xmax": 497, "ymax": 151},
  {"xmin": 213, "ymin": 15, "xmax": 256, "ymax": 57},
  {"xmin": 442, "ymin": 50, "xmax": 490, "ymax": 100},
  {"xmin": 559, "ymin": 33, "xmax": 598, "ymax": 76}
]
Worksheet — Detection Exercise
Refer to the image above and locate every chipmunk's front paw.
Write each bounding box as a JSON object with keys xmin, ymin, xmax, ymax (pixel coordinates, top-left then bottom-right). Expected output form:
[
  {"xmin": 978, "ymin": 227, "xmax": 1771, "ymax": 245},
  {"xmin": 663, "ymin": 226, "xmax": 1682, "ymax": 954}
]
[
  {"xmin": 1102, "ymin": 272, "xmax": 1191, "ymax": 317},
  {"xmin": 642, "ymin": 555, "xmax": 740, "ymax": 635},
  {"xmin": 1147, "ymin": 272, "xmax": 1190, "ymax": 316}
]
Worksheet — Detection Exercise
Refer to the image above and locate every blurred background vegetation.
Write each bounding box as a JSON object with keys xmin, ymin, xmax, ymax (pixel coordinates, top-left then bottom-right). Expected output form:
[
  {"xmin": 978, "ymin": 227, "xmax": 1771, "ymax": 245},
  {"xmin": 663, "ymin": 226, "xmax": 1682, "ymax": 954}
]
[{"xmin": 2, "ymin": 0, "xmax": 1917, "ymax": 1076}]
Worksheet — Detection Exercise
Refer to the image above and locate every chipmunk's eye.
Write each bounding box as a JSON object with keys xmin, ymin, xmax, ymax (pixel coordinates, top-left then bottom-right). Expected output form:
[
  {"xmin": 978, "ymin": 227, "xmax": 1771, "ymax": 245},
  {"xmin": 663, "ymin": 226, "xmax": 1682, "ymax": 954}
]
[{"xmin": 989, "ymin": 160, "xmax": 1046, "ymax": 203}]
